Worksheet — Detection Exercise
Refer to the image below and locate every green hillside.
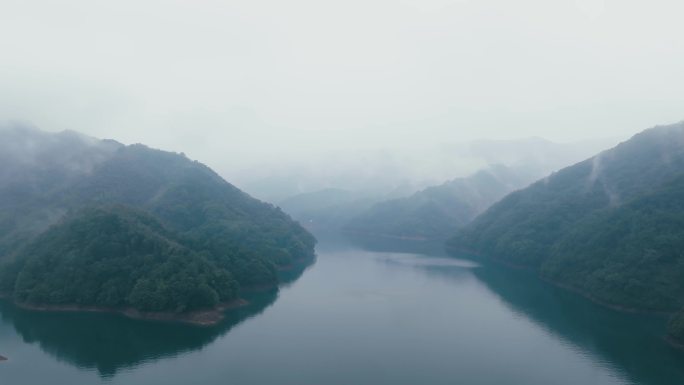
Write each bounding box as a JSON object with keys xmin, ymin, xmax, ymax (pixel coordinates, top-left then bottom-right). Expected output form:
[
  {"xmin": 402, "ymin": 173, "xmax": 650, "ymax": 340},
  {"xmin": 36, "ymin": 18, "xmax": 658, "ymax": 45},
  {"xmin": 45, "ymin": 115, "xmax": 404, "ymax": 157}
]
[
  {"xmin": 0, "ymin": 126, "xmax": 315, "ymax": 314},
  {"xmin": 447, "ymin": 122, "xmax": 684, "ymax": 340}
]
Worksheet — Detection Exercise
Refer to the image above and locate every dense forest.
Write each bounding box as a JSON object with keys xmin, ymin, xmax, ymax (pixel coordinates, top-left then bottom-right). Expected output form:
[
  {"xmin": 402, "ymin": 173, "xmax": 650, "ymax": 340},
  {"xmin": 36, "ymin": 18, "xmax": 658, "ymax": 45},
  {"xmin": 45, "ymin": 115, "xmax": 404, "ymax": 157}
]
[
  {"xmin": 344, "ymin": 165, "xmax": 540, "ymax": 240},
  {"xmin": 0, "ymin": 125, "xmax": 316, "ymax": 313},
  {"xmin": 447, "ymin": 122, "xmax": 684, "ymax": 340}
]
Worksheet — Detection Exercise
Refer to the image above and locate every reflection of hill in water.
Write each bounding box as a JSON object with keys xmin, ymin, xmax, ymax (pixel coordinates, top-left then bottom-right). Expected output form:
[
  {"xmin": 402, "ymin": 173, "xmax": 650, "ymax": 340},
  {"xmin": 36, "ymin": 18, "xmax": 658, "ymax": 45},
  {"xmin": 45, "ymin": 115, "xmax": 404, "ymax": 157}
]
[
  {"xmin": 0, "ymin": 258, "xmax": 314, "ymax": 377},
  {"xmin": 352, "ymin": 235, "xmax": 684, "ymax": 385},
  {"xmin": 470, "ymin": 263, "xmax": 684, "ymax": 385}
]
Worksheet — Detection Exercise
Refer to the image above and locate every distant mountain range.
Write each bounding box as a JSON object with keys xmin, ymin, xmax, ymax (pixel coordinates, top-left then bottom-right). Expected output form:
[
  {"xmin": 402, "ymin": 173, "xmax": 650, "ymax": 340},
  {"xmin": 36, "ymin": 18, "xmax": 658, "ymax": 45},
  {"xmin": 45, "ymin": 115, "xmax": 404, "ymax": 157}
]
[
  {"xmin": 276, "ymin": 137, "xmax": 613, "ymax": 236},
  {"xmin": 0, "ymin": 125, "xmax": 315, "ymax": 321},
  {"xmin": 237, "ymin": 137, "xmax": 615, "ymax": 203},
  {"xmin": 447, "ymin": 122, "xmax": 684, "ymax": 343},
  {"xmin": 343, "ymin": 164, "xmax": 541, "ymax": 240}
]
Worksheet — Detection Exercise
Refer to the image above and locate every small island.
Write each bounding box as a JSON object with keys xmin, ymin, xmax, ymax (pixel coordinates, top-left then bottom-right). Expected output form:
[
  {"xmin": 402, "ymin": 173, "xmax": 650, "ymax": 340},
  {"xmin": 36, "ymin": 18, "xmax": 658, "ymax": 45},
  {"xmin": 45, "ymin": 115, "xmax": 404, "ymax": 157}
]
[{"xmin": 0, "ymin": 355, "xmax": 7, "ymax": 361}]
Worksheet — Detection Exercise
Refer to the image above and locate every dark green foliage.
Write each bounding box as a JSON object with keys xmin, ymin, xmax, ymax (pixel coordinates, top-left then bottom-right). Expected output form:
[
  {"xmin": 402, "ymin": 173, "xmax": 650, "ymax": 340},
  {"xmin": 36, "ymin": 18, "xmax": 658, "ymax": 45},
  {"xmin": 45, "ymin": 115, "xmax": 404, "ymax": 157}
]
[
  {"xmin": 69, "ymin": 144, "xmax": 316, "ymax": 275},
  {"xmin": 0, "ymin": 126, "xmax": 316, "ymax": 313},
  {"xmin": 345, "ymin": 165, "xmax": 540, "ymax": 240},
  {"xmin": 449, "ymin": 122, "xmax": 684, "ymax": 314},
  {"xmin": 450, "ymin": 123, "xmax": 684, "ymax": 267},
  {"xmin": 542, "ymin": 175, "xmax": 684, "ymax": 311},
  {"xmin": 10, "ymin": 207, "xmax": 238, "ymax": 312}
]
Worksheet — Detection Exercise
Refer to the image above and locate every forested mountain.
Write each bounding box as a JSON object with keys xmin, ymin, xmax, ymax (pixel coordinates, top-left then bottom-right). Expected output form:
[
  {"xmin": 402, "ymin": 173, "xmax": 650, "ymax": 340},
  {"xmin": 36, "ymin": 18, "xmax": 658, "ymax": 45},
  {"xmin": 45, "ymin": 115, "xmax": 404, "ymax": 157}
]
[
  {"xmin": 343, "ymin": 165, "xmax": 541, "ymax": 240},
  {"xmin": 270, "ymin": 138, "xmax": 611, "ymax": 234},
  {"xmin": 0, "ymin": 125, "xmax": 315, "ymax": 315},
  {"xmin": 447, "ymin": 122, "xmax": 684, "ymax": 342}
]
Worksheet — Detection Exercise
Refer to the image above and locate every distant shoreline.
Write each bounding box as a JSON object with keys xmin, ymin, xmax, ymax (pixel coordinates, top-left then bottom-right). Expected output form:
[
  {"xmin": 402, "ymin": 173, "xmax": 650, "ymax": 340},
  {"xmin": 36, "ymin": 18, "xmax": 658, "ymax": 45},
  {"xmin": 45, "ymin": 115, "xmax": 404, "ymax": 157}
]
[{"xmin": 342, "ymin": 229, "xmax": 435, "ymax": 242}]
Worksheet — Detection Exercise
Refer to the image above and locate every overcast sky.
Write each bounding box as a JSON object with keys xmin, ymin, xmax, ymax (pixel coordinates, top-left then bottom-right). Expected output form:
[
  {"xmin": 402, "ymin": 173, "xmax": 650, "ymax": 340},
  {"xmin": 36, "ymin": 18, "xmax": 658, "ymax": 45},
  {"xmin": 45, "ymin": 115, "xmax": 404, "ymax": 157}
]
[{"xmin": 1, "ymin": 0, "xmax": 683, "ymax": 175}]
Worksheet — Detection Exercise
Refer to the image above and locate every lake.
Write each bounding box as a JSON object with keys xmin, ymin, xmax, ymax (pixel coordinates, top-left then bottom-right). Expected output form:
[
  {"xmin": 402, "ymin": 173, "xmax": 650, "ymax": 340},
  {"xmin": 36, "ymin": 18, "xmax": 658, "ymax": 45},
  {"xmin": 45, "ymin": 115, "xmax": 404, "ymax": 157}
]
[{"xmin": 2, "ymin": 232, "xmax": 684, "ymax": 385}]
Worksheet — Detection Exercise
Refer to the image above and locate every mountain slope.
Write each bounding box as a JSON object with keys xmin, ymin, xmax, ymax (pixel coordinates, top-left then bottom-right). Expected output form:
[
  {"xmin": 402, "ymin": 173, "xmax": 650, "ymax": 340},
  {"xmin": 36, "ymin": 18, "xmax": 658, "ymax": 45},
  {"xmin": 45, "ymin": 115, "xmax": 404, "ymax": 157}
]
[
  {"xmin": 448, "ymin": 122, "xmax": 684, "ymax": 316},
  {"xmin": 0, "ymin": 125, "xmax": 315, "ymax": 315},
  {"xmin": 0, "ymin": 126, "xmax": 123, "ymax": 256},
  {"xmin": 541, "ymin": 174, "xmax": 684, "ymax": 311},
  {"xmin": 344, "ymin": 165, "xmax": 540, "ymax": 240}
]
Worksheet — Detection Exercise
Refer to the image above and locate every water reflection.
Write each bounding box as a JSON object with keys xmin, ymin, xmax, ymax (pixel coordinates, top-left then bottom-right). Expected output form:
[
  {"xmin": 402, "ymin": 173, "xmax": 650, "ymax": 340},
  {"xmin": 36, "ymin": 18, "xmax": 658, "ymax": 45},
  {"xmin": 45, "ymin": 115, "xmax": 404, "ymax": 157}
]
[
  {"xmin": 471, "ymin": 263, "xmax": 684, "ymax": 385},
  {"xmin": 5, "ymin": 234, "xmax": 684, "ymax": 385},
  {"xmin": 345, "ymin": 234, "xmax": 684, "ymax": 385},
  {"xmin": 0, "ymin": 257, "xmax": 314, "ymax": 377}
]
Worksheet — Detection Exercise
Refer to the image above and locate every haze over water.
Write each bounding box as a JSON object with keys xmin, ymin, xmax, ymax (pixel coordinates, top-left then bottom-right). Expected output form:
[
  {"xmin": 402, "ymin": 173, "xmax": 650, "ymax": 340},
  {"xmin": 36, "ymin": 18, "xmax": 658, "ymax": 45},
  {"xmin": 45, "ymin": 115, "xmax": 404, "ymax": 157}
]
[{"xmin": 2, "ymin": 233, "xmax": 683, "ymax": 385}]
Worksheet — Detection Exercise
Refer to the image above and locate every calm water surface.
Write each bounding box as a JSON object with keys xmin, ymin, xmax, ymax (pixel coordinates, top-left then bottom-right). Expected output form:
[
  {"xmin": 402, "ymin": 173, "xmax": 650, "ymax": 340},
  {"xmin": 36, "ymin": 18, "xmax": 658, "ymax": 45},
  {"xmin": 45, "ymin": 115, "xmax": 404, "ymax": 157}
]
[{"xmin": 2, "ymin": 233, "xmax": 684, "ymax": 385}]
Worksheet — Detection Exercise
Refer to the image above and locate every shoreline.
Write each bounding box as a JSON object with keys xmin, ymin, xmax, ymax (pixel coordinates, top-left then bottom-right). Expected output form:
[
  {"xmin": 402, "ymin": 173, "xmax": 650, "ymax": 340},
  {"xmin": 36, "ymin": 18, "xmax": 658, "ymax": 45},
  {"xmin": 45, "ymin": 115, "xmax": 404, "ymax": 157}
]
[
  {"xmin": 277, "ymin": 253, "xmax": 316, "ymax": 271},
  {"xmin": 539, "ymin": 276, "xmax": 673, "ymax": 316},
  {"xmin": 0, "ymin": 255, "xmax": 315, "ymax": 326},
  {"xmin": 2, "ymin": 298, "xmax": 248, "ymax": 327},
  {"xmin": 447, "ymin": 246, "xmax": 674, "ymax": 315},
  {"xmin": 342, "ymin": 229, "xmax": 436, "ymax": 242},
  {"xmin": 445, "ymin": 245, "xmax": 538, "ymax": 271}
]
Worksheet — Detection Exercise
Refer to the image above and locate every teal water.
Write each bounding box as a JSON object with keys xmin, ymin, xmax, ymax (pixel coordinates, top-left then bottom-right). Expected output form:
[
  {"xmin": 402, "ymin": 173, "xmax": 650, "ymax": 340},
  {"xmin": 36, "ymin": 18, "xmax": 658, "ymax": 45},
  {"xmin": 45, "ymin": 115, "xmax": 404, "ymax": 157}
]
[{"xmin": 2, "ymin": 233, "xmax": 684, "ymax": 385}]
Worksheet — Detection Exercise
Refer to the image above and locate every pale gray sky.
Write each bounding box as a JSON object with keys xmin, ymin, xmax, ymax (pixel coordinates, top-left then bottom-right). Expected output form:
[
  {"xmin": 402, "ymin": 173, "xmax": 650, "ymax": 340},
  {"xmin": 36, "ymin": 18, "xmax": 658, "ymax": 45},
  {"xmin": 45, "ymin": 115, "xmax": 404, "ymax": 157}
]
[{"xmin": 1, "ymin": 0, "xmax": 683, "ymax": 176}]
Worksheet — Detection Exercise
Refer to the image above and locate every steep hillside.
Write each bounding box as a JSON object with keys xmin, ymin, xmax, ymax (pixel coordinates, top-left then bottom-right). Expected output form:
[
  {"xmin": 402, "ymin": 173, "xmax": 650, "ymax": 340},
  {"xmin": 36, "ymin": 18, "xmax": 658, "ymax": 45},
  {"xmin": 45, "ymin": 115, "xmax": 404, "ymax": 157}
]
[
  {"xmin": 541, "ymin": 174, "xmax": 684, "ymax": 312},
  {"xmin": 448, "ymin": 122, "xmax": 684, "ymax": 336},
  {"xmin": 450, "ymin": 123, "xmax": 684, "ymax": 267}
]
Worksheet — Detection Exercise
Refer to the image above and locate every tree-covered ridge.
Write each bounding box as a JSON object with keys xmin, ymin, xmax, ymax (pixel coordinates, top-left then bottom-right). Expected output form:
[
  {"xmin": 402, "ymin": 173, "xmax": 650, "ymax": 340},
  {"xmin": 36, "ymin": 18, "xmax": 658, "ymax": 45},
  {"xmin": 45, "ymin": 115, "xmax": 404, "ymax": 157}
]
[
  {"xmin": 2, "ymin": 206, "xmax": 238, "ymax": 312},
  {"xmin": 0, "ymin": 126, "xmax": 316, "ymax": 314},
  {"xmin": 449, "ymin": 122, "xmax": 684, "ymax": 267},
  {"xmin": 65, "ymin": 144, "xmax": 316, "ymax": 279},
  {"xmin": 447, "ymin": 122, "xmax": 684, "ymax": 338},
  {"xmin": 344, "ymin": 165, "xmax": 540, "ymax": 240}
]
